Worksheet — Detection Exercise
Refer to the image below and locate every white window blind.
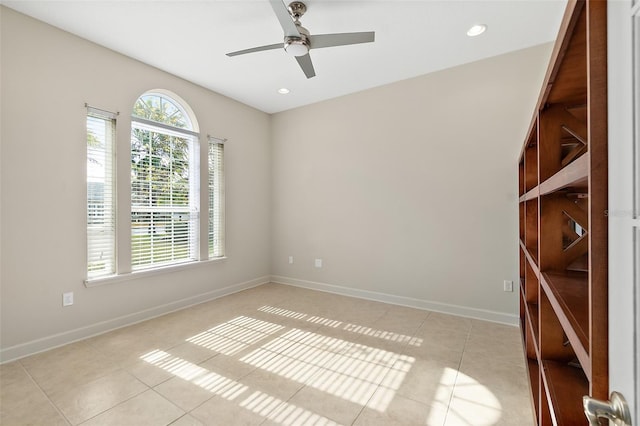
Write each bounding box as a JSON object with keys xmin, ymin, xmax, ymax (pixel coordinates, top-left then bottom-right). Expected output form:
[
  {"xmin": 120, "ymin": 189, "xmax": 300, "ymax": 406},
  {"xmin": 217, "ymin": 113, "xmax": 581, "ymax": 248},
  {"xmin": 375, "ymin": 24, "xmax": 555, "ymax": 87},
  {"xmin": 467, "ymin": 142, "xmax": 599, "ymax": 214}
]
[
  {"xmin": 208, "ymin": 136, "xmax": 225, "ymax": 258},
  {"xmin": 86, "ymin": 108, "xmax": 116, "ymax": 279},
  {"xmin": 131, "ymin": 94, "xmax": 199, "ymax": 270}
]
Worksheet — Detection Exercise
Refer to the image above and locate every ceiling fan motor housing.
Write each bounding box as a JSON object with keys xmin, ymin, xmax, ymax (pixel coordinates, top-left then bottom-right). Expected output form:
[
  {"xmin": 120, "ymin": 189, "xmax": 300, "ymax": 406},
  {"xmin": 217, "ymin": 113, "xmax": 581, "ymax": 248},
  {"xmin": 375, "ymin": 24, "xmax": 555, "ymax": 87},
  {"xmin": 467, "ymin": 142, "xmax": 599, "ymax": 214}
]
[{"xmin": 284, "ymin": 25, "xmax": 310, "ymax": 56}]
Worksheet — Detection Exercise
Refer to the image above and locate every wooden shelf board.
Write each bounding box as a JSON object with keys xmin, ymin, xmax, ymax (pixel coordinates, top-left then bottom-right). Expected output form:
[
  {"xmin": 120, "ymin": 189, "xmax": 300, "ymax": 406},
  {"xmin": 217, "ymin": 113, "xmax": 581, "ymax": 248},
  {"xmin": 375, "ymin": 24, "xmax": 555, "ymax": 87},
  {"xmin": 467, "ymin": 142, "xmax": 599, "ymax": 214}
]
[
  {"xmin": 540, "ymin": 270, "xmax": 590, "ymax": 379},
  {"xmin": 527, "ymin": 359, "xmax": 540, "ymax": 421},
  {"xmin": 539, "ymin": 153, "xmax": 589, "ymax": 196},
  {"xmin": 520, "ymin": 240, "xmax": 540, "ymax": 277},
  {"xmin": 520, "ymin": 187, "xmax": 540, "ymax": 202},
  {"xmin": 525, "ymin": 302, "xmax": 540, "ymax": 358},
  {"xmin": 541, "ymin": 360, "xmax": 588, "ymax": 426}
]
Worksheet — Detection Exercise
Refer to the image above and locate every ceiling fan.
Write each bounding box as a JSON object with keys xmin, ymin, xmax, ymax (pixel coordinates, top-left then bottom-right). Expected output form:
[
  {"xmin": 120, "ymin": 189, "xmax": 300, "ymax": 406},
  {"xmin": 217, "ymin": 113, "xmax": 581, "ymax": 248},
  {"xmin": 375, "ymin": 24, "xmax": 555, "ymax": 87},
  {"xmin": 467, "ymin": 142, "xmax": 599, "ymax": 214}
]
[{"xmin": 226, "ymin": 0, "xmax": 375, "ymax": 79}]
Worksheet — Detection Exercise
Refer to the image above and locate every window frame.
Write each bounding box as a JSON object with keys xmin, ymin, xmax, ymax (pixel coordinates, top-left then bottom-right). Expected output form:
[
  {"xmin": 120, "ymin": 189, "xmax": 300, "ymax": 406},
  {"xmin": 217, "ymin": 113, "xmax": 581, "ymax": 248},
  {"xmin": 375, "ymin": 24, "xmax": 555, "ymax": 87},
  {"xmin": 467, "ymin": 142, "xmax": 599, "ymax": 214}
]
[
  {"xmin": 84, "ymin": 92, "xmax": 227, "ymax": 287},
  {"xmin": 208, "ymin": 135, "xmax": 226, "ymax": 260},
  {"xmin": 86, "ymin": 106, "xmax": 117, "ymax": 280}
]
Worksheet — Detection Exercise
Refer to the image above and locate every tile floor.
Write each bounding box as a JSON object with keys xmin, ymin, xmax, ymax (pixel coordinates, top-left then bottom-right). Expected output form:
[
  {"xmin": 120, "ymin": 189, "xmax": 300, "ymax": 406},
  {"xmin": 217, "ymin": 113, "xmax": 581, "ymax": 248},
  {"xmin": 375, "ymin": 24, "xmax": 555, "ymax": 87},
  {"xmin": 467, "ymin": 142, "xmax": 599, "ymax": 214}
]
[{"xmin": 0, "ymin": 283, "xmax": 534, "ymax": 425}]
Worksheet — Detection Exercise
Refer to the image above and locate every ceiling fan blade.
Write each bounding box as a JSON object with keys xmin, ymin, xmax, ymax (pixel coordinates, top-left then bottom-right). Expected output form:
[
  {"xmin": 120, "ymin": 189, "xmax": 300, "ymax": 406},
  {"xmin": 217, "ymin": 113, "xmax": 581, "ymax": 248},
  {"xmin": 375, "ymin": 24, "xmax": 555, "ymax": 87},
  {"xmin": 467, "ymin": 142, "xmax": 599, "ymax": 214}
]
[
  {"xmin": 226, "ymin": 43, "xmax": 283, "ymax": 57},
  {"xmin": 295, "ymin": 54, "xmax": 316, "ymax": 79},
  {"xmin": 269, "ymin": 0, "xmax": 301, "ymax": 38},
  {"xmin": 309, "ymin": 32, "xmax": 375, "ymax": 49}
]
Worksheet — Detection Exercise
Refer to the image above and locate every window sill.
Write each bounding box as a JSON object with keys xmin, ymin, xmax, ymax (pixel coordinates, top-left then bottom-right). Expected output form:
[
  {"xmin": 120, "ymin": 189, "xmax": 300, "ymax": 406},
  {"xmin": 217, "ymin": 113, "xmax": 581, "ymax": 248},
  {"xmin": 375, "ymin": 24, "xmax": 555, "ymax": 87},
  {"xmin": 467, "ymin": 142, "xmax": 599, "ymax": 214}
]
[{"xmin": 84, "ymin": 257, "xmax": 228, "ymax": 288}]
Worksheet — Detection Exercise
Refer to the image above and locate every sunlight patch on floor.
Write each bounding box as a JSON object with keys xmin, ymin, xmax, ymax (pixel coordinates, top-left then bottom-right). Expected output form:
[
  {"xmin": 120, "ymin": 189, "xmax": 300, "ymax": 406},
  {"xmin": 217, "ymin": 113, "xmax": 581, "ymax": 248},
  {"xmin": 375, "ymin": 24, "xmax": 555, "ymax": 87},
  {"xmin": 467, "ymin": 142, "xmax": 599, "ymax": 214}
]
[
  {"xmin": 258, "ymin": 305, "xmax": 423, "ymax": 347},
  {"xmin": 241, "ymin": 328, "xmax": 414, "ymax": 410},
  {"xmin": 438, "ymin": 367, "xmax": 502, "ymax": 425},
  {"xmin": 240, "ymin": 390, "xmax": 341, "ymax": 426},
  {"xmin": 186, "ymin": 316, "xmax": 284, "ymax": 355},
  {"xmin": 141, "ymin": 350, "xmax": 247, "ymax": 400}
]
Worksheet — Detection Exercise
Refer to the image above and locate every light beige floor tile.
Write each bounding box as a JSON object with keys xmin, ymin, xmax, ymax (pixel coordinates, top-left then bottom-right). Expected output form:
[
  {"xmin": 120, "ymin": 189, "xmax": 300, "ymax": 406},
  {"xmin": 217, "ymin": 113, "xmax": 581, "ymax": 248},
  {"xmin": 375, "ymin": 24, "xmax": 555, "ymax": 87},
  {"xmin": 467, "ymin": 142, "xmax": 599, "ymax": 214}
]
[
  {"xmin": 258, "ymin": 397, "xmax": 343, "ymax": 426},
  {"xmin": 169, "ymin": 414, "xmax": 206, "ymax": 426},
  {"xmin": 402, "ymin": 340, "xmax": 465, "ymax": 367},
  {"xmin": 474, "ymin": 393, "xmax": 535, "ymax": 426},
  {"xmin": 165, "ymin": 342, "xmax": 218, "ymax": 365},
  {"xmin": 128, "ymin": 358, "xmax": 176, "ymax": 387},
  {"xmin": 370, "ymin": 307, "xmax": 429, "ymax": 334},
  {"xmin": 469, "ymin": 319, "xmax": 522, "ymax": 342},
  {"xmin": 190, "ymin": 394, "xmax": 266, "ymax": 426},
  {"xmin": 377, "ymin": 356, "xmax": 458, "ymax": 408},
  {"xmin": 329, "ymin": 300, "xmax": 388, "ymax": 326},
  {"xmin": 446, "ymin": 358, "xmax": 535, "ymax": 426},
  {"xmin": 453, "ymin": 355, "xmax": 534, "ymax": 425},
  {"xmin": 86, "ymin": 324, "xmax": 169, "ymax": 366},
  {"xmin": 238, "ymin": 368, "xmax": 305, "ymax": 401},
  {"xmin": 304, "ymin": 363, "xmax": 387, "ymax": 406},
  {"xmin": 445, "ymin": 394, "xmax": 530, "ymax": 426},
  {"xmin": 346, "ymin": 333, "xmax": 412, "ymax": 360},
  {"xmin": 274, "ymin": 327, "xmax": 355, "ymax": 359},
  {"xmin": 241, "ymin": 348, "xmax": 325, "ymax": 385},
  {"xmin": 355, "ymin": 393, "xmax": 446, "ymax": 426},
  {"xmin": 236, "ymin": 283, "xmax": 293, "ymax": 306},
  {"xmin": 408, "ymin": 324, "xmax": 469, "ymax": 355},
  {"xmin": 285, "ymin": 385, "xmax": 365, "ymax": 425},
  {"xmin": 462, "ymin": 337, "xmax": 525, "ymax": 367},
  {"xmin": 422, "ymin": 312, "xmax": 473, "ymax": 333},
  {"xmin": 458, "ymin": 352, "xmax": 529, "ymax": 393},
  {"xmin": 1, "ymin": 407, "xmax": 69, "ymax": 426},
  {"xmin": 0, "ymin": 361, "xmax": 28, "ymax": 386},
  {"xmin": 269, "ymin": 300, "xmax": 331, "ymax": 321},
  {"xmin": 51, "ymin": 369, "xmax": 148, "ymax": 425},
  {"xmin": 154, "ymin": 377, "xmax": 218, "ymax": 412},
  {"xmin": 200, "ymin": 353, "xmax": 258, "ymax": 380},
  {"xmin": 0, "ymin": 365, "xmax": 69, "ymax": 426},
  {"xmin": 80, "ymin": 390, "xmax": 183, "ymax": 426},
  {"xmin": 20, "ymin": 341, "xmax": 120, "ymax": 396}
]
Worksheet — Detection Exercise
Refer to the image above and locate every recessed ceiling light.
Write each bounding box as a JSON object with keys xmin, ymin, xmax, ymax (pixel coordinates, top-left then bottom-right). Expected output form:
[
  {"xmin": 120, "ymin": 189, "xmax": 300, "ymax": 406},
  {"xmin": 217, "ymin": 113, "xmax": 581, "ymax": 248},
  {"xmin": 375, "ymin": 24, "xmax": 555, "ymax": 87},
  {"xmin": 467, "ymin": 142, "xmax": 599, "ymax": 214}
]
[
  {"xmin": 277, "ymin": 88, "xmax": 290, "ymax": 94},
  {"xmin": 467, "ymin": 24, "xmax": 487, "ymax": 37}
]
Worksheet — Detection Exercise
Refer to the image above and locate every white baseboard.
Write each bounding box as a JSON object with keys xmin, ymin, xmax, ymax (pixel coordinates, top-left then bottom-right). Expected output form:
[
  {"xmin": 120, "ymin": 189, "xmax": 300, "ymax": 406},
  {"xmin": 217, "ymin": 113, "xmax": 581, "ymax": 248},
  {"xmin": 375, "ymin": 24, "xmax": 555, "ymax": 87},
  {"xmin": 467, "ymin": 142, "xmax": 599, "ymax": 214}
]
[
  {"xmin": 0, "ymin": 276, "xmax": 270, "ymax": 363},
  {"xmin": 271, "ymin": 275, "xmax": 519, "ymax": 326}
]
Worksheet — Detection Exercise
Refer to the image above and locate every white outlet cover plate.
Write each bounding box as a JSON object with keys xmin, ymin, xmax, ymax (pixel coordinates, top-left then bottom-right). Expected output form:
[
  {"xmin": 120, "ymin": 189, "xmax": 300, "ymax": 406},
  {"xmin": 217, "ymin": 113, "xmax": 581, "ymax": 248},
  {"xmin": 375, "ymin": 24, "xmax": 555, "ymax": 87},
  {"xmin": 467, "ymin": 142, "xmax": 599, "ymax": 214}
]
[{"xmin": 62, "ymin": 292, "xmax": 74, "ymax": 306}]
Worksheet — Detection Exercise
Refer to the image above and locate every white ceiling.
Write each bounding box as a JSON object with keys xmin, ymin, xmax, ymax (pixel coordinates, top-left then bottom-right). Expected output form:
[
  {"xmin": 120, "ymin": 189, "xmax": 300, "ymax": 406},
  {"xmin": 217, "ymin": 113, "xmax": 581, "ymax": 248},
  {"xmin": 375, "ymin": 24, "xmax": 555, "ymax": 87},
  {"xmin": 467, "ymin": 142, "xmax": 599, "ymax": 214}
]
[{"xmin": 2, "ymin": 0, "xmax": 567, "ymax": 114}]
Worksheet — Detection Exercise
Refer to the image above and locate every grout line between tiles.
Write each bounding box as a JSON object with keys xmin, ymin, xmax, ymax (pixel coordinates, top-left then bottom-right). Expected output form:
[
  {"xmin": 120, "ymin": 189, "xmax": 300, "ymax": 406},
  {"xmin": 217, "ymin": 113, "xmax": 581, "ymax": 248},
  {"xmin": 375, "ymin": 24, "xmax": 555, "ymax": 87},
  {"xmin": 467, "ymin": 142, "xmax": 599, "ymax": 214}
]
[
  {"xmin": 17, "ymin": 360, "xmax": 73, "ymax": 426},
  {"xmin": 440, "ymin": 325, "xmax": 472, "ymax": 426}
]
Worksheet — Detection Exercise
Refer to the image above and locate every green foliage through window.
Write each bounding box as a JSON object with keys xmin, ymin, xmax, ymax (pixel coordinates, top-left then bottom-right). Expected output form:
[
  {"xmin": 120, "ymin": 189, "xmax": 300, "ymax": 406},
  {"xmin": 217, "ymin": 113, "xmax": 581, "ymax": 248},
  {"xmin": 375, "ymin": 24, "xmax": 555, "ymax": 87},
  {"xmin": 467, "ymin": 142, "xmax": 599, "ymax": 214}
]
[{"xmin": 131, "ymin": 93, "xmax": 197, "ymax": 270}]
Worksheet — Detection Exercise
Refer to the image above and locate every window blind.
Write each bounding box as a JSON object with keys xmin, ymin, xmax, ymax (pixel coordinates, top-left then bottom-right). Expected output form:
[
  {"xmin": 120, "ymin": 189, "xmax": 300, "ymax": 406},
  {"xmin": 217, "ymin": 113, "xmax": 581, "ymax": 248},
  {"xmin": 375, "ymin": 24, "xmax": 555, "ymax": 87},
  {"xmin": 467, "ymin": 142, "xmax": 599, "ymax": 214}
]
[
  {"xmin": 130, "ymin": 122, "xmax": 198, "ymax": 270},
  {"xmin": 208, "ymin": 136, "xmax": 225, "ymax": 259},
  {"xmin": 86, "ymin": 108, "xmax": 116, "ymax": 278}
]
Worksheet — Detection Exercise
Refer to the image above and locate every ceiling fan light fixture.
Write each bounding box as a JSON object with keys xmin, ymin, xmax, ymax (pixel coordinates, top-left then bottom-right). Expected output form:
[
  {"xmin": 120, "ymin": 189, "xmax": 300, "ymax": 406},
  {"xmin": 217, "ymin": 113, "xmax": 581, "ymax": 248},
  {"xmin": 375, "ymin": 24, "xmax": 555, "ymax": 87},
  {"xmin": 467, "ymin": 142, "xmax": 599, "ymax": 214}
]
[
  {"xmin": 284, "ymin": 38, "xmax": 309, "ymax": 56},
  {"xmin": 467, "ymin": 24, "xmax": 487, "ymax": 37}
]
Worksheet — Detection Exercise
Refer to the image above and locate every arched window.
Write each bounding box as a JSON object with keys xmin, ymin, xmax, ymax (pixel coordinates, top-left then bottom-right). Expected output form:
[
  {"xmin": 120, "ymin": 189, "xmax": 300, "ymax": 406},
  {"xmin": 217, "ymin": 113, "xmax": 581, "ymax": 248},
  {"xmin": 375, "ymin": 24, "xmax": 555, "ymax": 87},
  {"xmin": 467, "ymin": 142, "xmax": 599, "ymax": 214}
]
[
  {"xmin": 86, "ymin": 91, "xmax": 224, "ymax": 283},
  {"xmin": 130, "ymin": 92, "xmax": 199, "ymax": 269}
]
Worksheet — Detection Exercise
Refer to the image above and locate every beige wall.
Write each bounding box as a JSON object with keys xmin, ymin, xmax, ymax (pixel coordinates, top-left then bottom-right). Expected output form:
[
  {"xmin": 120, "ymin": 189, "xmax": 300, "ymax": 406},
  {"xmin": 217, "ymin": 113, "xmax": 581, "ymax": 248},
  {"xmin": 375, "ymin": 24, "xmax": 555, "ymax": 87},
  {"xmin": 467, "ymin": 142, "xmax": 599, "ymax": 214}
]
[
  {"xmin": 0, "ymin": 8, "xmax": 271, "ymax": 361},
  {"xmin": 1, "ymin": 5, "xmax": 552, "ymax": 361},
  {"xmin": 270, "ymin": 43, "xmax": 552, "ymax": 322}
]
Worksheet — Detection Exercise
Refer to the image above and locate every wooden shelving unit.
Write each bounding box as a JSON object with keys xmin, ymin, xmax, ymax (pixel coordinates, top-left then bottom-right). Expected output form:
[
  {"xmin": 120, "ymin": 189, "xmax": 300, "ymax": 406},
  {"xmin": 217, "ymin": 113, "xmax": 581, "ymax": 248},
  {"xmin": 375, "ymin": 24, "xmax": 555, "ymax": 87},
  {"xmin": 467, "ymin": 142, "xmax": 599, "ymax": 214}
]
[{"xmin": 517, "ymin": 0, "xmax": 608, "ymax": 424}]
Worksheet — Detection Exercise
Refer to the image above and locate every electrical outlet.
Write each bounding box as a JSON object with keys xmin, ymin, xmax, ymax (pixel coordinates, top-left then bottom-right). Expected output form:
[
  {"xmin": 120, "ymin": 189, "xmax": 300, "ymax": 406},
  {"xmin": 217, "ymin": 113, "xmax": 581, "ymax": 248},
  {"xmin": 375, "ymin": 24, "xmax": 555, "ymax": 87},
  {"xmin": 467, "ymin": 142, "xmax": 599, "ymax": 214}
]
[
  {"xmin": 288, "ymin": 256, "xmax": 294, "ymax": 264},
  {"xmin": 314, "ymin": 258, "xmax": 322, "ymax": 268},
  {"xmin": 62, "ymin": 292, "xmax": 74, "ymax": 306},
  {"xmin": 503, "ymin": 280, "xmax": 514, "ymax": 292}
]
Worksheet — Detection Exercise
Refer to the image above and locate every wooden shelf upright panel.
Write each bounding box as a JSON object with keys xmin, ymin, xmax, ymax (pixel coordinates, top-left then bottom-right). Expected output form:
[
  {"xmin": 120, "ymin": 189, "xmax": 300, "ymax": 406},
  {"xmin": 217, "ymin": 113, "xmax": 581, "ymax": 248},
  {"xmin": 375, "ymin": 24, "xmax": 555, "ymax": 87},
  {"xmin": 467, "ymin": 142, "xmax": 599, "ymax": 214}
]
[{"xmin": 517, "ymin": 0, "xmax": 608, "ymax": 423}]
